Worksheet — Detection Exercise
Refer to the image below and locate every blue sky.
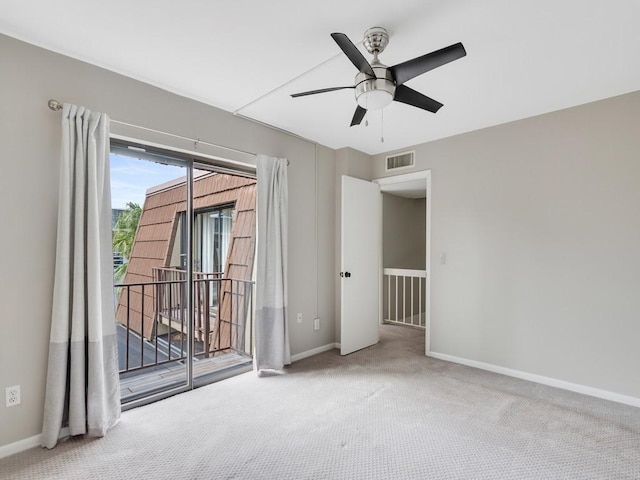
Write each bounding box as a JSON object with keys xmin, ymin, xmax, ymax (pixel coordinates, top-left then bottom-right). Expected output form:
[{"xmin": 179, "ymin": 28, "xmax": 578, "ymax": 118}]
[{"xmin": 110, "ymin": 154, "xmax": 185, "ymax": 209}]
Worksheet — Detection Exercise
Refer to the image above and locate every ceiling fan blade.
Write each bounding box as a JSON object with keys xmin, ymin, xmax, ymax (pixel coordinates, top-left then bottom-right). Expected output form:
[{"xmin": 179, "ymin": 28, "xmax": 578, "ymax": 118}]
[
  {"xmin": 394, "ymin": 85, "xmax": 443, "ymax": 113},
  {"xmin": 390, "ymin": 42, "xmax": 466, "ymax": 86},
  {"xmin": 331, "ymin": 33, "xmax": 376, "ymax": 77},
  {"xmin": 350, "ymin": 106, "xmax": 367, "ymax": 126},
  {"xmin": 291, "ymin": 86, "xmax": 354, "ymax": 98}
]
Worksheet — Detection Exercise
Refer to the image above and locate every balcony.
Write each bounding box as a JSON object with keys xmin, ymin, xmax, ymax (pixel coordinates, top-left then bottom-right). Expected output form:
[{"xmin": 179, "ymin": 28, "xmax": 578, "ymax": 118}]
[{"xmin": 115, "ymin": 267, "xmax": 254, "ymax": 403}]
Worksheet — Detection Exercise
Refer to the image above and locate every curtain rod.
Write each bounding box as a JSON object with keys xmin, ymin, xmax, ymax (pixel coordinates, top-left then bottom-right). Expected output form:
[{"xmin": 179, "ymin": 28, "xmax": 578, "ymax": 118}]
[{"xmin": 47, "ymin": 99, "xmax": 289, "ymax": 165}]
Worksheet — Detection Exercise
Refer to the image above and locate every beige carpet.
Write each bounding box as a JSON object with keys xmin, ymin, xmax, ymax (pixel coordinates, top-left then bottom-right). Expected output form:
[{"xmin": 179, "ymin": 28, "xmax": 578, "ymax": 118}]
[{"xmin": 2, "ymin": 325, "xmax": 639, "ymax": 479}]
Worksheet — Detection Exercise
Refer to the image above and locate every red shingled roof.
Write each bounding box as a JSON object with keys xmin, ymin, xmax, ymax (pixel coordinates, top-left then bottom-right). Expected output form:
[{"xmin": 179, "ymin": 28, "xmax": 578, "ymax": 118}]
[{"xmin": 116, "ymin": 171, "xmax": 256, "ymax": 347}]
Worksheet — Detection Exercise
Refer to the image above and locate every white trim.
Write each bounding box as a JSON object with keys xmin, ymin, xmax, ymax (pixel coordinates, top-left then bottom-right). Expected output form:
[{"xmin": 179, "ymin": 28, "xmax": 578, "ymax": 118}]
[
  {"xmin": 383, "ymin": 314, "xmax": 425, "ymax": 329},
  {"xmin": 378, "ymin": 189, "xmax": 383, "ymax": 328},
  {"xmin": 383, "ymin": 268, "xmax": 427, "ymax": 278},
  {"xmin": 425, "ymin": 172, "xmax": 432, "ymax": 353},
  {"xmin": 0, "ymin": 434, "xmax": 41, "ymax": 459},
  {"xmin": 291, "ymin": 343, "xmax": 338, "ymax": 362},
  {"xmin": 0, "ymin": 427, "xmax": 70, "ymax": 459},
  {"xmin": 428, "ymin": 351, "xmax": 640, "ymax": 408},
  {"xmin": 374, "ymin": 169, "xmax": 427, "ymax": 186}
]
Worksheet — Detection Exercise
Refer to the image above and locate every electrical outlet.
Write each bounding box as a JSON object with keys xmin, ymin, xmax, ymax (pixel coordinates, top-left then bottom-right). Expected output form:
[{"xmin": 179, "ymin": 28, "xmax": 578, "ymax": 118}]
[
  {"xmin": 313, "ymin": 318, "xmax": 320, "ymax": 331},
  {"xmin": 6, "ymin": 385, "xmax": 21, "ymax": 407}
]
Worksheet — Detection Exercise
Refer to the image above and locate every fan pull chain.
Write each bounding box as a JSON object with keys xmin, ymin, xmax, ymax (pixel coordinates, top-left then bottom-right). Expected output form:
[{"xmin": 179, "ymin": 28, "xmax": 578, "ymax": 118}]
[
  {"xmin": 381, "ymin": 109, "xmax": 384, "ymax": 143},
  {"xmin": 365, "ymin": 96, "xmax": 369, "ymax": 127}
]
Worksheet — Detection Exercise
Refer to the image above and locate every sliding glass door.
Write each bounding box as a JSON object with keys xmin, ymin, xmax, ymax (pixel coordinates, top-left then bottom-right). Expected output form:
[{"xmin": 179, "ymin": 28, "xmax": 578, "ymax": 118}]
[
  {"xmin": 188, "ymin": 167, "xmax": 255, "ymax": 376},
  {"xmin": 110, "ymin": 142, "xmax": 256, "ymax": 406},
  {"xmin": 111, "ymin": 145, "xmax": 191, "ymax": 404}
]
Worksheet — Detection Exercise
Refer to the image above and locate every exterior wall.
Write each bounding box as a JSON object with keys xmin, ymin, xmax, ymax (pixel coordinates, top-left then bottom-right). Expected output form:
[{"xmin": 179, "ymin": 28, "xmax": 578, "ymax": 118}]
[
  {"xmin": 372, "ymin": 90, "xmax": 640, "ymax": 400},
  {"xmin": 0, "ymin": 34, "xmax": 336, "ymax": 449},
  {"xmin": 116, "ymin": 172, "xmax": 256, "ymax": 340}
]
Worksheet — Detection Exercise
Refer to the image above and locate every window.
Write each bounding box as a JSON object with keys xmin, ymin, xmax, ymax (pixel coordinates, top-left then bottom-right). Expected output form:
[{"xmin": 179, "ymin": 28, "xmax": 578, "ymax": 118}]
[{"xmin": 194, "ymin": 205, "xmax": 235, "ymax": 275}]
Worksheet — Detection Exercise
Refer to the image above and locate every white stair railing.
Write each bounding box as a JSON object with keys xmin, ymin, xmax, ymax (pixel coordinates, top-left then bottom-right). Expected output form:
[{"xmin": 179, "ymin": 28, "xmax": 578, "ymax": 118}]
[{"xmin": 383, "ymin": 268, "xmax": 427, "ymax": 328}]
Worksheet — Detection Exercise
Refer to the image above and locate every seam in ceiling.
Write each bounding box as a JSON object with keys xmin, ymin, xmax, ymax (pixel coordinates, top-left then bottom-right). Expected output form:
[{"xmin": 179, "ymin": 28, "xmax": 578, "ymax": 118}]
[{"xmin": 232, "ymin": 42, "xmax": 366, "ymax": 116}]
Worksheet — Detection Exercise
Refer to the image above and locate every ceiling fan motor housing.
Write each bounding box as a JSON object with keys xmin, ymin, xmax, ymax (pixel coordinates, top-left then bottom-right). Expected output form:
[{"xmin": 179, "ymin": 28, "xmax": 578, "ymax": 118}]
[
  {"xmin": 355, "ymin": 63, "xmax": 395, "ymax": 109},
  {"xmin": 363, "ymin": 27, "xmax": 389, "ymax": 55}
]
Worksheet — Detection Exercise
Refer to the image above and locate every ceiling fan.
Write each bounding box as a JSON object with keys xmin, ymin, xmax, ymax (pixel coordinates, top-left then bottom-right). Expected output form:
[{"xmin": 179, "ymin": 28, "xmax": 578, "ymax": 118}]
[{"xmin": 291, "ymin": 27, "xmax": 466, "ymax": 127}]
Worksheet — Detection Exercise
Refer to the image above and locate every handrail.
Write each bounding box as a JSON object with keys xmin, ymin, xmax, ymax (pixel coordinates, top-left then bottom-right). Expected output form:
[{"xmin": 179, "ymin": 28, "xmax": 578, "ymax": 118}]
[
  {"xmin": 114, "ymin": 279, "xmax": 184, "ymax": 288},
  {"xmin": 115, "ymin": 277, "xmax": 255, "ymax": 288},
  {"xmin": 383, "ymin": 268, "xmax": 426, "ymax": 277}
]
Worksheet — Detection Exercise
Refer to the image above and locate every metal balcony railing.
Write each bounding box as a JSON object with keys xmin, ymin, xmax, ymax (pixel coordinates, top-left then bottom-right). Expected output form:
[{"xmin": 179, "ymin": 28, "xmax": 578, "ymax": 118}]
[{"xmin": 115, "ymin": 268, "xmax": 254, "ymax": 374}]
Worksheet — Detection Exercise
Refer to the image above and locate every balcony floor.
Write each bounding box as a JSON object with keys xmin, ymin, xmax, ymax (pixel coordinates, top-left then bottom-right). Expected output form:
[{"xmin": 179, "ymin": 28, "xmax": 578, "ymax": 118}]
[
  {"xmin": 118, "ymin": 322, "xmax": 252, "ymax": 403},
  {"xmin": 120, "ymin": 352, "xmax": 252, "ymax": 403}
]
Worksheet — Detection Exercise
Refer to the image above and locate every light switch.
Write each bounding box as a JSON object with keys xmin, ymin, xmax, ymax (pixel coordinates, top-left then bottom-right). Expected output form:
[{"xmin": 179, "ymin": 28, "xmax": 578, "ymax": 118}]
[{"xmin": 440, "ymin": 252, "xmax": 447, "ymax": 264}]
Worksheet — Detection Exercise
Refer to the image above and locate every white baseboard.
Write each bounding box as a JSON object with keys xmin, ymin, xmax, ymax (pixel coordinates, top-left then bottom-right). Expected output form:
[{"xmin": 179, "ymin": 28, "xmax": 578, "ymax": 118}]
[
  {"xmin": 0, "ymin": 433, "xmax": 41, "ymax": 459},
  {"xmin": 428, "ymin": 351, "xmax": 640, "ymax": 408},
  {"xmin": 0, "ymin": 427, "xmax": 70, "ymax": 460},
  {"xmin": 384, "ymin": 313, "xmax": 424, "ymax": 327},
  {"xmin": 291, "ymin": 343, "xmax": 339, "ymax": 362}
]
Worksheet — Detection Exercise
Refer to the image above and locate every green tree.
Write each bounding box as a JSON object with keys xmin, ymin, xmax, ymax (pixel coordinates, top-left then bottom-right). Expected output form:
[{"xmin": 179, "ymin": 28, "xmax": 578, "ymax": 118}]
[{"xmin": 113, "ymin": 202, "xmax": 142, "ymax": 282}]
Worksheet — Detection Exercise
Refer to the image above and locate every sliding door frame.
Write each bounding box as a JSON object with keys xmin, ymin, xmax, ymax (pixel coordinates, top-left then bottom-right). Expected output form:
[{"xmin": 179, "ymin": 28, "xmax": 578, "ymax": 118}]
[
  {"xmin": 114, "ymin": 139, "xmax": 257, "ymax": 411},
  {"xmin": 119, "ymin": 153, "xmax": 195, "ymax": 410}
]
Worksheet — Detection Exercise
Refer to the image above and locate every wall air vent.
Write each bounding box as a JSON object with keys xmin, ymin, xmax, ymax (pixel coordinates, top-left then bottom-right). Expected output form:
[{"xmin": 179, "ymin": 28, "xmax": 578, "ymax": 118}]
[{"xmin": 385, "ymin": 150, "xmax": 415, "ymax": 171}]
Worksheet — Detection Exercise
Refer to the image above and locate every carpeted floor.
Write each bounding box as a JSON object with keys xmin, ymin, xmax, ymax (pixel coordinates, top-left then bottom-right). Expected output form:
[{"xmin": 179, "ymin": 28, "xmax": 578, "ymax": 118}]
[{"xmin": 2, "ymin": 324, "xmax": 640, "ymax": 479}]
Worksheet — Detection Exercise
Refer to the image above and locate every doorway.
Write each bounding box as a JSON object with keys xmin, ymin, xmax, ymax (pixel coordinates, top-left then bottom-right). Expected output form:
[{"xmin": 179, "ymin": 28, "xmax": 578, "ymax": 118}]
[
  {"xmin": 339, "ymin": 171, "xmax": 431, "ymax": 357},
  {"xmin": 374, "ymin": 171, "xmax": 431, "ymax": 353}
]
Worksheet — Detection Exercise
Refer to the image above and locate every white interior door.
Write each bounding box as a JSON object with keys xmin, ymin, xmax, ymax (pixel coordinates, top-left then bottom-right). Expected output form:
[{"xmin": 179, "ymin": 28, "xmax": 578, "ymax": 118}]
[{"xmin": 341, "ymin": 175, "xmax": 381, "ymax": 355}]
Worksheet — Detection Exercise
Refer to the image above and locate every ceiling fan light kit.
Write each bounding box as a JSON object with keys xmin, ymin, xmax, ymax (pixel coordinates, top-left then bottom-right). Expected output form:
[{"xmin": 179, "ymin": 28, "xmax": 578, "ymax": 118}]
[
  {"xmin": 291, "ymin": 26, "xmax": 466, "ymax": 127},
  {"xmin": 355, "ymin": 68, "xmax": 395, "ymax": 110}
]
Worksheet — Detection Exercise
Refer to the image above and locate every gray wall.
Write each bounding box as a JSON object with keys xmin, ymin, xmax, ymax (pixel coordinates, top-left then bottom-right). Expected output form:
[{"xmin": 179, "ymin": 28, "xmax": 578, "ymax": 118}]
[
  {"xmin": 0, "ymin": 34, "xmax": 336, "ymax": 448},
  {"xmin": 382, "ymin": 193, "xmax": 426, "ymax": 269},
  {"xmin": 373, "ymin": 90, "xmax": 640, "ymax": 399}
]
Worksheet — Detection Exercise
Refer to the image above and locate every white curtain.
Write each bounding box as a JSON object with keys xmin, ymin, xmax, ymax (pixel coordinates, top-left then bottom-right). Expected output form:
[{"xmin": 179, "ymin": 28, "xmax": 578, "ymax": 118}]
[
  {"xmin": 255, "ymin": 154, "xmax": 291, "ymax": 372},
  {"xmin": 41, "ymin": 104, "xmax": 121, "ymax": 449}
]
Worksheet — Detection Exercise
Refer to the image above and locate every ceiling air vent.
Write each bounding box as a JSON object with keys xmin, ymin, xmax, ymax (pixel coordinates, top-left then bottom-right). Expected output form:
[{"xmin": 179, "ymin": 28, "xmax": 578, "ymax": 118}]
[{"xmin": 385, "ymin": 151, "xmax": 415, "ymax": 171}]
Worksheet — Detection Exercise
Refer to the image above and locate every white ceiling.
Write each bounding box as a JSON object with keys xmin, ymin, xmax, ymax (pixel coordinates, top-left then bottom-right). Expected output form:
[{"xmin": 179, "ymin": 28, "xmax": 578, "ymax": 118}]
[{"xmin": 2, "ymin": 1, "xmax": 640, "ymax": 155}]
